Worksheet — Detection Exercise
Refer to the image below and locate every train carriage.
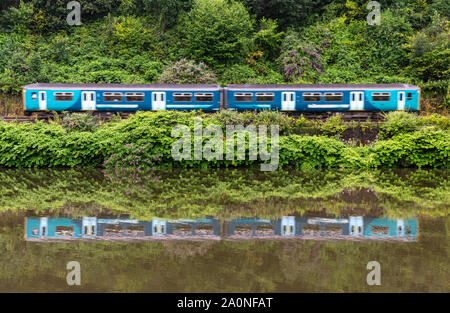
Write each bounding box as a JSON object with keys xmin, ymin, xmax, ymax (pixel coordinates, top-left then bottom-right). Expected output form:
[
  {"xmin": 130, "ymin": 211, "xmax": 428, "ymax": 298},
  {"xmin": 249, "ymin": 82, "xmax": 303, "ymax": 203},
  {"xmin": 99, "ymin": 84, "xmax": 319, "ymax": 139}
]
[
  {"xmin": 23, "ymin": 82, "xmax": 420, "ymax": 114},
  {"xmin": 225, "ymin": 84, "xmax": 420, "ymax": 112},
  {"xmin": 23, "ymin": 83, "xmax": 222, "ymax": 113}
]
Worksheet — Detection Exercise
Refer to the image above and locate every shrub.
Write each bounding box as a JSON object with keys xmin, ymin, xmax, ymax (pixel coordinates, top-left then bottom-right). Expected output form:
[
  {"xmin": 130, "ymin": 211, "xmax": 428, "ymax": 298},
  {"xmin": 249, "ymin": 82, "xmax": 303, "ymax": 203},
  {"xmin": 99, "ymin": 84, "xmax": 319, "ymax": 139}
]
[
  {"xmin": 371, "ymin": 127, "xmax": 449, "ymax": 168},
  {"xmin": 219, "ymin": 64, "xmax": 257, "ymax": 84},
  {"xmin": 0, "ymin": 111, "xmax": 448, "ymax": 169},
  {"xmin": 60, "ymin": 112, "xmax": 101, "ymax": 133},
  {"xmin": 279, "ymin": 135, "xmax": 349, "ymax": 169},
  {"xmin": 210, "ymin": 110, "xmax": 295, "ymax": 135},
  {"xmin": 103, "ymin": 16, "xmax": 156, "ymax": 58},
  {"xmin": 158, "ymin": 58, "xmax": 216, "ymax": 84},
  {"xmin": 421, "ymin": 114, "xmax": 450, "ymax": 130},
  {"xmin": 320, "ymin": 115, "xmax": 347, "ymax": 137},
  {"xmin": 182, "ymin": 0, "xmax": 253, "ymax": 67},
  {"xmin": 381, "ymin": 111, "xmax": 424, "ymax": 138},
  {"xmin": 0, "ymin": 0, "xmax": 35, "ymax": 34}
]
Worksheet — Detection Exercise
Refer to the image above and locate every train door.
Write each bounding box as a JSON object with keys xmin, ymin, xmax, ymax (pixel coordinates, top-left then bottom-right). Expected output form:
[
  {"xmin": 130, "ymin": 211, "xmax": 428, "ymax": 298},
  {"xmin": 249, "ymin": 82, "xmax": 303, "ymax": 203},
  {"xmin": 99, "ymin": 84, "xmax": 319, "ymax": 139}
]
[
  {"xmin": 397, "ymin": 92, "xmax": 405, "ymax": 110},
  {"xmin": 152, "ymin": 92, "xmax": 166, "ymax": 110},
  {"xmin": 81, "ymin": 91, "xmax": 96, "ymax": 110},
  {"xmin": 281, "ymin": 92, "xmax": 295, "ymax": 110},
  {"xmin": 38, "ymin": 91, "xmax": 47, "ymax": 110},
  {"xmin": 40, "ymin": 217, "xmax": 48, "ymax": 237},
  {"xmin": 350, "ymin": 92, "xmax": 364, "ymax": 110}
]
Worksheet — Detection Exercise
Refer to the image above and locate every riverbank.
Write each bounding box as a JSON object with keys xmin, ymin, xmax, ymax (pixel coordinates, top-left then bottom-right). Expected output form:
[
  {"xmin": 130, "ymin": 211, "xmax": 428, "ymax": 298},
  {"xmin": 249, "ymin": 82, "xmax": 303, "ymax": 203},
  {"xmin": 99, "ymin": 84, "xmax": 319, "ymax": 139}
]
[{"xmin": 0, "ymin": 110, "xmax": 448, "ymax": 169}]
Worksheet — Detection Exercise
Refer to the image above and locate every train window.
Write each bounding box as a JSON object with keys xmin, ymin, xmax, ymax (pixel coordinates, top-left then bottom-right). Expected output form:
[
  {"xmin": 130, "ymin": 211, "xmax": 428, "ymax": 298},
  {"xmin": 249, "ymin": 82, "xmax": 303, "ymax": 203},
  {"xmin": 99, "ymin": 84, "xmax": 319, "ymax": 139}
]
[
  {"xmin": 153, "ymin": 93, "xmax": 165, "ymax": 101},
  {"xmin": 235, "ymin": 93, "xmax": 253, "ymax": 102},
  {"xmin": 54, "ymin": 92, "xmax": 73, "ymax": 101},
  {"xmin": 372, "ymin": 92, "xmax": 390, "ymax": 101},
  {"xmin": 407, "ymin": 93, "xmax": 412, "ymax": 100},
  {"xmin": 195, "ymin": 93, "xmax": 214, "ymax": 102},
  {"xmin": 104, "ymin": 92, "xmax": 123, "ymax": 102},
  {"xmin": 256, "ymin": 93, "xmax": 275, "ymax": 102},
  {"xmin": 324, "ymin": 92, "xmax": 343, "ymax": 102},
  {"xmin": 31, "ymin": 92, "xmax": 37, "ymax": 100},
  {"xmin": 303, "ymin": 93, "xmax": 321, "ymax": 102},
  {"xmin": 174, "ymin": 93, "xmax": 192, "ymax": 102},
  {"xmin": 125, "ymin": 92, "xmax": 144, "ymax": 102}
]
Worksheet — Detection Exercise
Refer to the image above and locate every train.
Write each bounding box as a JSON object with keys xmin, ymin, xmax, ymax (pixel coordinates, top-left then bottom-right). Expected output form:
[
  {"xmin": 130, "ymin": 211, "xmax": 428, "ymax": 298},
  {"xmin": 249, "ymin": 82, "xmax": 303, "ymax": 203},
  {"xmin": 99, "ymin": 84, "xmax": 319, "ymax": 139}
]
[{"xmin": 22, "ymin": 83, "xmax": 421, "ymax": 114}]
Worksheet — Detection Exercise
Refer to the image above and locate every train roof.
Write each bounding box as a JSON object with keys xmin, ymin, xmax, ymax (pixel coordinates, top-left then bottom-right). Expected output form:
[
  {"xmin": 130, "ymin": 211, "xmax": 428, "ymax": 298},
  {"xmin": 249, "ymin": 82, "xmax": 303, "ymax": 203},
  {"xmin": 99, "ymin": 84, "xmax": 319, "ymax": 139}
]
[
  {"xmin": 23, "ymin": 83, "xmax": 222, "ymax": 91},
  {"xmin": 23, "ymin": 83, "xmax": 421, "ymax": 91},
  {"xmin": 226, "ymin": 84, "xmax": 420, "ymax": 91}
]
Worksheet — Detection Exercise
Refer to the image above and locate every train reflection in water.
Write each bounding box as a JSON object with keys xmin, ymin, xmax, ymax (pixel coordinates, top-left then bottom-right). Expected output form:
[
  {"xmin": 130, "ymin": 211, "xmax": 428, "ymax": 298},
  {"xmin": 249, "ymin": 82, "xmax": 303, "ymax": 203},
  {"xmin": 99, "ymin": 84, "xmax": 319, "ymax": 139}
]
[{"xmin": 24, "ymin": 216, "xmax": 418, "ymax": 242}]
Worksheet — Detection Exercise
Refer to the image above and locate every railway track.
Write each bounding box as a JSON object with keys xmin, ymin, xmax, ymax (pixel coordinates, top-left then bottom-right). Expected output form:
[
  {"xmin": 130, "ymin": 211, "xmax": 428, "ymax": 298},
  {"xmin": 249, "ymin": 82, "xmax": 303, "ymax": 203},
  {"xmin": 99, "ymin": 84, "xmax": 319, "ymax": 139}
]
[{"xmin": 1, "ymin": 111, "xmax": 385, "ymax": 123}]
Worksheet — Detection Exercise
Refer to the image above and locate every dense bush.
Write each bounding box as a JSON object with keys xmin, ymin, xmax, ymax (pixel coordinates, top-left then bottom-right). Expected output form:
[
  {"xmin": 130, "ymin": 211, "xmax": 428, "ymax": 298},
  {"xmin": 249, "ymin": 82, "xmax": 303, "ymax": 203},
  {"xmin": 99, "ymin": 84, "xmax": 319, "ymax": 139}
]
[
  {"xmin": 0, "ymin": 111, "xmax": 447, "ymax": 169},
  {"xmin": 381, "ymin": 111, "xmax": 424, "ymax": 137},
  {"xmin": 60, "ymin": 112, "xmax": 101, "ymax": 133},
  {"xmin": 158, "ymin": 58, "xmax": 216, "ymax": 84},
  {"xmin": 371, "ymin": 127, "xmax": 449, "ymax": 168},
  {"xmin": 182, "ymin": 0, "xmax": 253, "ymax": 67}
]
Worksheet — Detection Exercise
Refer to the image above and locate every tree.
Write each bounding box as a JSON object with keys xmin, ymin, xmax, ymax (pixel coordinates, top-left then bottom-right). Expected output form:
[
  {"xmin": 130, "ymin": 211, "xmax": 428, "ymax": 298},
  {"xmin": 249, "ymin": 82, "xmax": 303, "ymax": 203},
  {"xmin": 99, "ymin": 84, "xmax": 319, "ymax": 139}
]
[
  {"xmin": 182, "ymin": 0, "xmax": 253, "ymax": 67},
  {"xmin": 133, "ymin": 0, "xmax": 194, "ymax": 29},
  {"xmin": 251, "ymin": 18, "xmax": 284, "ymax": 61},
  {"xmin": 243, "ymin": 0, "xmax": 327, "ymax": 29},
  {"xmin": 404, "ymin": 13, "xmax": 450, "ymax": 81}
]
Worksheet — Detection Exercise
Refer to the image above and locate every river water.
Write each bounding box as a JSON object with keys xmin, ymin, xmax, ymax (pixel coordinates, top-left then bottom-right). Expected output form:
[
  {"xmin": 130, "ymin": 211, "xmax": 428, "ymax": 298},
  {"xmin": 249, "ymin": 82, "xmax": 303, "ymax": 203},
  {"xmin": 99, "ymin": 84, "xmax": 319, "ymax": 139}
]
[{"xmin": 0, "ymin": 168, "xmax": 448, "ymax": 292}]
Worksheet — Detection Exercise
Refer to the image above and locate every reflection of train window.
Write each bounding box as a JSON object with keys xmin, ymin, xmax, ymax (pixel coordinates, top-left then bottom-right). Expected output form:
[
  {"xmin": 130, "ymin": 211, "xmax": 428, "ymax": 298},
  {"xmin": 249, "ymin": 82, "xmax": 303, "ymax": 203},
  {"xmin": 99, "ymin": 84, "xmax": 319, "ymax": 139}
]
[
  {"xmin": 195, "ymin": 225, "xmax": 214, "ymax": 235},
  {"xmin": 104, "ymin": 225, "xmax": 123, "ymax": 236},
  {"xmin": 127, "ymin": 225, "xmax": 145, "ymax": 236},
  {"xmin": 154, "ymin": 224, "xmax": 164, "ymax": 234},
  {"xmin": 283, "ymin": 225, "xmax": 294, "ymax": 234},
  {"xmin": 323, "ymin": 225, "xmax": 342, "ymax": 235},
  {"xmin": 255, "ymin": 225, "xmax": 273, "ymax": 235},
  {"xmin": 371, "ymin": 226, "xmax": 389, "ymax": 235},
  {"xmin": 351, "ymin": 225, "xmax": 362, "ymax": 234},
  {"xmin": 173, "ymin": 224, "xmax": 192, "ymax": 236},
  {"xmin": 235, "ymin": 225, "xmax": 253, "ymax": 236},
  {"xmin": 55, "ymin": 226, "xmax": 74, "ymax": 237},
  {"xmin": 84, "ymin": 225, "xmax": 95, "ymax": 235},
  {"xmin": 304, "ymin": 225, "xmax": 320, "ymax": 236}
]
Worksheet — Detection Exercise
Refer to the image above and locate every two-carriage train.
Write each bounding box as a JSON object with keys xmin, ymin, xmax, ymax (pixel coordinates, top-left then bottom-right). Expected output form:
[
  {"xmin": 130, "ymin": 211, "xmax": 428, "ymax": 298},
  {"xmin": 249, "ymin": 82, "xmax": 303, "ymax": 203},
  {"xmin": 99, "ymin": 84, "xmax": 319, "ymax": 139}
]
[{"xmin": 22, "ymin": 83, "xmax": 420, "ymax": 115}]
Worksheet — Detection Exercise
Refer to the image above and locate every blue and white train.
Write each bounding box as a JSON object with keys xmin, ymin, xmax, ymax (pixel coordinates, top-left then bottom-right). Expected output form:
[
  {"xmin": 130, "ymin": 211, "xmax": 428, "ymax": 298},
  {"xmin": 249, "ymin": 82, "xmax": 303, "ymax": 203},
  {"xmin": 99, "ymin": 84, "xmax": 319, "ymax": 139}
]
[{"xmin": 22, "ymin": 83, "xmax": 420, "ymax": 114}]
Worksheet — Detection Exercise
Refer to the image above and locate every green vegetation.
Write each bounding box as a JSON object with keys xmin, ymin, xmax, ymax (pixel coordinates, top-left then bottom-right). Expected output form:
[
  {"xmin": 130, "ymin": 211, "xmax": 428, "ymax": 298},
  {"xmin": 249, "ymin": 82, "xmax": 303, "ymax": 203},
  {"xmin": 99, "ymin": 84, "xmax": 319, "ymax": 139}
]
[
  {"xmin": 0, "ymin": 0, "xmax": 448, "ymax": 113},
  {"xmin": 0, "ymin": 167, "xmax": 448, "ymax": 219},
  {"xmin": 0, "ymin": 111, "xmax": 448, "ymax": 169}
]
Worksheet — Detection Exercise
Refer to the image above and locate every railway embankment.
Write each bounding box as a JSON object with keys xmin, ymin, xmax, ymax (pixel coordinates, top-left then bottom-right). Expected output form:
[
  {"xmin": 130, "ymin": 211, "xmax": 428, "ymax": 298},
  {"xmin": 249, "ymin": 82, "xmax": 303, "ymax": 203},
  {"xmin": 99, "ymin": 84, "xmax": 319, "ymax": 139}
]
[{"xmin": 0, "ymin": 110, "xmax": 448, "ymax": 169}]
